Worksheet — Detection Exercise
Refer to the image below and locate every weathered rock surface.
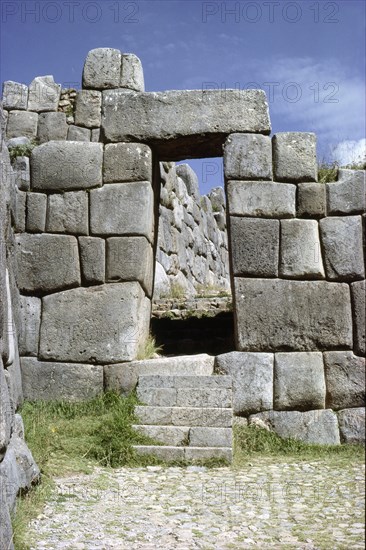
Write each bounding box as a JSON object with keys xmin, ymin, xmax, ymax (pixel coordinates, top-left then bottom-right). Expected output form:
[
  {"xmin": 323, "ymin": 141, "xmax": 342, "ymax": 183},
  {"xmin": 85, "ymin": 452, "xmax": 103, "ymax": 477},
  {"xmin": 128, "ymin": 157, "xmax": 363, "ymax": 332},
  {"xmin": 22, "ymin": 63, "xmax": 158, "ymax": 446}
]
[
  {"xmin": 279, "ymin": 219, "xmax": 325, "ymax": 278},
  {"xmin": 19, "ymin": 295, "xmax": 41, "ymax": 356},
  {"xmin": 327, "ymin": 169, "xmax": 366, "ymax": 215},
  {"xmin": 274, "ymin": 352, "xmax": 325, "ymax": 411},
  {"xmin": 31, "ymin": 141, "xmax": 102, "ymax": 190},
  {"xmin": 224, "ymin": 133, "xmax": 272, "ymax": 180},
  {"xmin": 121, "ymin": 53, "xmax": 145, "ymax": 91},
  {"xmin": 6, "ymin": 110, "xmax": 38, "ymax": 139},
  {"xmin": 215, "ymin": 351, "xmax": 273, "ymax": 414},
  {"xmin": 67, "ymin": 125, "xmax": 91, "ymax": 141},
  {"xmin": 227, "ymin": 181, "xmax": 296, "ymax": 218},
  {"xmin": 39, "ymin": 283, "xmax": 149, "ymax": 363},
  {"xmin": 273, "ymin": 132, "xmax": 317, "ymax": 182},
  {"xmin": 234, "ymin": 278, "xmax": 353, "ymax": 351},
  {"xmin": 2, "ymin": 81, "xmax": 28, "ymax": 110},
  {"xmin": 337, "ymin": 407, "xmax": 365, "ymax": 444},
  {"xmin": 102, "ymin": 89, "xmax": 271, "ymax": 159},
  {"xmin": 0, "ymin": 364, "xmax": 12, "ymax": 458},
  {"xmin": 26, "ymin": 192, "xmax": 47, "ymax": 232},
  {"xmin": 75, "ymin": 90, "xmax": 102, "ymax": 128},
  {"xmin": 324, "ymin": 351, "xmax": 365, "ymax": 410},
  {"xmin": 320, "ymin": 216, "xmax": 365, "ymax": 280},
  {"xmin": 79, "ymin": 237, "xmax": 105, "ymax": 285},
  {"xmin": 351, "ymin": 280, "xmax": 365, "ymax": 356},
  {"xmin": 46, "ymin": 191, "xmax": 88, "ymax": 235},
  {"xmin": 37, "ymin": 112, "xmax": 68, "ymax": 143},
  {"xmin": 297, "ymin": 182, "xmax": 326, "ymax": 218},
  {"xmin": 15, "ymin": 234, "xmax": 80, "ymax": 292},
  {"xmin": 28, "ymin": 75, "xmax": 61, "ymax": 112},
  {"xmin": 13, "ymin": 156, "xmax": 30, "ymax": 191},
  {"xmin": 21, "ymin": 358, "xmax": 103, "ymax": 401},
  {"xmin": 103, "ymin": 143, "xmax": 152, "ymax": 183},
  {"xmin": 83, "ymin": 48, "xmax": 122, "ymax": 89}
]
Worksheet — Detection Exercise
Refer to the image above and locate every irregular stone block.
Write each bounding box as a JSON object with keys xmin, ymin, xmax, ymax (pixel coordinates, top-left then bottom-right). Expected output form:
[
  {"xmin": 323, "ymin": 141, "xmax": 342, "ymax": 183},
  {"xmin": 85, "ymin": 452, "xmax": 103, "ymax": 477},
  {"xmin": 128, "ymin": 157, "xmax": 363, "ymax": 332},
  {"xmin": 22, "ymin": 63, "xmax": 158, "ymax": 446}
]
[
  {"xmin": 185, "ymin": 447, "xmax": 232, "ymax": 461},
  {"xmin": 297, "ymin": 182, "xmax": 326, "ymax": 217},
  {"xmin": 103, "ymin": 143, "xmax": 152, "ymax": 183},
  {"xmin": 227, "ymin": 181, "xmax": 296, "ymax": 218},
  {"xmin": 320, "ymin": 216, "xmax": 365, "ymax": 280},
  {"xmin": 224, "ymin": 133, "xmax": 272, "ymax": 180},
  {"xmin": 39, "ymin": 283, "xmax": 148, "ymax": 363},
  {"xmin": 121, "ymin": 53, "xmax": 145, "ymax": 91},
  {"xmin": 249, "ymin": 409, "xmax": 340, "ymax": 445},
  {"xmin": 90, "ymin": 182, "xmax": 154, "ymax": 241},
  {"xmin": 138, "ymin": 375, "xmax": 232, "ymax": 389},
  {"xmin": 274, "ymin": 352, "xmax": 325, "ymax": 411},
  {"xmin": 31, "ymin": 141, "xmax": 103, "ymax": 190},
  {"xmin": 21, "ymin": 357, "xmax": 103, "ymax": 401},
  {"xmin": 327, "ymin": 169, "xmax": 366, "ymax": 215},
  {"xmin": 46, "ymin": 191, "xmax": 88, "ymax": 235},
  {"xmin": 324, "ymin": 351, "xmax": 365, "ymax": 410},
  {"xmin": 337, "ymin": 407, "xmax": 365, "ymax": 444},
  {"xmin": 175, "ymin": 164, "xmax": 200, "ymax": 199},
  {"xmin": 104, "ymin": 354, "xmax": 214, "ymax": 393},
  {"xmin": 19, "ymin": 295, "xmax": 41, "ymax": 356},
  {"xmin": 74, "ymin": 89, "xmax": 102, "ymax": 128},
  {"xmin": 79, "ymin": 237, "xmax": 105, "ymax": 284},
  {"xmin": 13, "ymin": 156, "xmax": 30, "ymax": 191},
  {"xmin": 351, "ymin": 280, "xmax": 365, "ymax": 356},
  {"xmin": 15, "ymin": 234, "xmax": 80, "ymax": 292},
  {"xmin": 6, "ymin": 110, "xmax": 38, "ymax": 139},
  {"xmin": 0, "ymin": 364, "xmax": 12, "ymax": 456},
  {"xmin": 189, "ymin": 427, "xmax": 232, "ymax": 448},
  {"xmin": 82, "ymin": 48, "xmax": 122, "ymax": 89},
  {"xmin": 28, "ymin": 75, "xmax": 61, "ymax": 112},
  {"xmin": 273, "ymin": 132, "xmax": 317, "ymax": 183},
  {"xmin": 133, "ymin": 425, "xmax": 189, "ymax": 446},
  {"xmin": 280, "ymin": 219, "xmax": 325, "ymax": 278},
  {"xmin": 2, "ymin": 81, "xmax": 28, "ymax": 110},
  {"xmin": 91, "ymin": 128, "xmax": 100, "ymax": 142},
  {"xmin": 102, "ymin": 89, "xmax": 271, "ymax": 160},
  {"xmin": 26, "ymin": 192, "xmax": 47, "ymax": 232},
  {"xmin": 133, "ymin": 445, "xmax": 185, "ymax": 461},
  {"xmin": 67, "ymin": 125, "xmax": 91, "ymax": 141},
  {"xmin": 176, "ymin": 388, "xmax": 232, "ymax": 408},
  {"xmin": 106, "ymin": 236, "xmax": 153, "ymax": 296},
  {"xmin": 215, "ymin": 351, "xmax": 273, "ymax": 414},
  {"xmin": 230, "ymin": 217, "xmax": 279, "ymax": 277},
  {"xmin": 37, "ymin": 112, "xmax": 68, "ymax": 143},
  {"xmin": 234, "ymin": 278, "xmax": 353, "ymax": 351},
  {"xmin": 14, "ymin": 189, "xmax": 26, "ymax": 232}
]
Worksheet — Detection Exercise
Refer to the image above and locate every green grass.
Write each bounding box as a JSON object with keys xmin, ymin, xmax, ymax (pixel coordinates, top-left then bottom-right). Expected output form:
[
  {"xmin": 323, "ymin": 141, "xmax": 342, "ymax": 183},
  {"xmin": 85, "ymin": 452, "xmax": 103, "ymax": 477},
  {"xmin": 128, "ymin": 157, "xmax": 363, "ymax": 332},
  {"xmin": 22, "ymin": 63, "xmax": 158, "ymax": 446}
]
[
  {"xmin": 317, "ymin": 160, "xmax": 365, "ymax": 183},
  {"xmin": 137, "ymin": 332, "xmax": 163, "ymax": 360}
]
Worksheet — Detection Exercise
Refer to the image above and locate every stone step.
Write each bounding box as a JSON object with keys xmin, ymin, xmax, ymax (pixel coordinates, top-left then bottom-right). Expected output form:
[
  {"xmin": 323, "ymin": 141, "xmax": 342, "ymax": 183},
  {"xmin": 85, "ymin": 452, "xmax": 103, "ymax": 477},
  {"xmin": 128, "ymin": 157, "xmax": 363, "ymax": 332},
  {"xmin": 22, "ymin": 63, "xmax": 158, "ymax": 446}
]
[
  {"xmin": 133, "ymin": 425, "xmax": 232, "ymax": 447},
  {"xmin": 138, "ymin": 374, "xmax": 232, "ymax": 389},
  {"xmin": 134, "ymin": 406, "xmax": 233, "ymax": 427},
  {"xmin": 133, "ymin": 445, "xmax": 232, "ymax": 462},
  {"xmin": 137, "ymin": 386, "xmax": 232, "ymax": 408}
]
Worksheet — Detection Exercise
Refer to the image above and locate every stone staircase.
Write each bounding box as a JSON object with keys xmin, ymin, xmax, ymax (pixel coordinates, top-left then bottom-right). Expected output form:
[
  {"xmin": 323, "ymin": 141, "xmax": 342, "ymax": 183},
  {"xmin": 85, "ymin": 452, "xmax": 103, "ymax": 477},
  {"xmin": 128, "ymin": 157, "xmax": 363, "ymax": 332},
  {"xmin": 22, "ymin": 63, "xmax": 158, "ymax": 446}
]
[{"xmin": 133, "ymin": 373, "xmax": 233, "ymax": 462}]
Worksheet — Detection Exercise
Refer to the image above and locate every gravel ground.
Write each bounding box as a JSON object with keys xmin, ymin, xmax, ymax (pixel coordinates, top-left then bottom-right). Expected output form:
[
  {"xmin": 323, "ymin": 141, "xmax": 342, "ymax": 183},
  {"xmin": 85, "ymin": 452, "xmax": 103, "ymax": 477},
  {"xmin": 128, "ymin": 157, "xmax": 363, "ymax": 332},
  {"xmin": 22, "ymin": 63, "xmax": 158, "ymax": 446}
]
[{"xmin": 28, "ymin": 461, "xmax": 365, "ymax": 549}]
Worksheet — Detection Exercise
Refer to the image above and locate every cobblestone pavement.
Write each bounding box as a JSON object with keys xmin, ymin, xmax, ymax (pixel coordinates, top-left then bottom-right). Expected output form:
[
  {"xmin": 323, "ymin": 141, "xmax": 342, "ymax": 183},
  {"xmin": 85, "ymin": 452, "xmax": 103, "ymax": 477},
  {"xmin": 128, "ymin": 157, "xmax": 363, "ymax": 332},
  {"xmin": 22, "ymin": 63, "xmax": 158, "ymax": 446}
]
[{"xmin": 28, "ymin": 461, "xmax": 365, "ymax": 549}]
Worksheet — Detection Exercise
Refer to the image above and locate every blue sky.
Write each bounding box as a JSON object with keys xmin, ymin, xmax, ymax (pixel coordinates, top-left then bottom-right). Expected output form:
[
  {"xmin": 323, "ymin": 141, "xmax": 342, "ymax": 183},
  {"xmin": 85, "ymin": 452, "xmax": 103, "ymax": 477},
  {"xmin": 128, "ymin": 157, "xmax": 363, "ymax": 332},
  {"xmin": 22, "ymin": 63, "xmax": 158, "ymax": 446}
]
[{"xmin": 1, "ymin": 0, "xmax": 365, "ymax": 194}]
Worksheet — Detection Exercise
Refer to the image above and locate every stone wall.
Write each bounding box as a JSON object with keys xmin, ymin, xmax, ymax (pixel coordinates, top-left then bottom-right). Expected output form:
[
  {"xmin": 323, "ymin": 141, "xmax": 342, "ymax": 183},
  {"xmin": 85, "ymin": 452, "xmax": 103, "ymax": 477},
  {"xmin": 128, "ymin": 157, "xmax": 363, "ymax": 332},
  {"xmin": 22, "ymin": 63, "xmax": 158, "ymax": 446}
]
[{"xmin": 0, "ymin": 104, "xmax": 39, "ymax": 550}]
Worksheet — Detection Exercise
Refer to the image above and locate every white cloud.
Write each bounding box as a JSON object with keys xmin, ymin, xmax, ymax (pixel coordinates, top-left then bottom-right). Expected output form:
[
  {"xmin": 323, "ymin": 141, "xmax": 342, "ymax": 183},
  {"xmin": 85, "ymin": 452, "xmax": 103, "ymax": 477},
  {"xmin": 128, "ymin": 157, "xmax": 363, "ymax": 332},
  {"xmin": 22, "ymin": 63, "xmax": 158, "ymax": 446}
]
[{"xmin": 331, "ymin": 138, "xmax": 366, "ymax": 166}]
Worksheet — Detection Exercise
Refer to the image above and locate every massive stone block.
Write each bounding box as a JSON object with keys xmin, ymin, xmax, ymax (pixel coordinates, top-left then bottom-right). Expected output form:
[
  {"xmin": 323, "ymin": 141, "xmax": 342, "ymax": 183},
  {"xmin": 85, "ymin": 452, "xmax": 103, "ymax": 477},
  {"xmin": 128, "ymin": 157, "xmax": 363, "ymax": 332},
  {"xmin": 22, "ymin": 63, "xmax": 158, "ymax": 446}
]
[
  {"xmin": 215, "ymin": 351, "xmax": 273, "ymax": 414},
  {"xmin": 274, "ymin": 352, "xmax": 326, "ymax": 411},
  {"xmin": 224, "ymin": 133, "xmax": 272, "ymax": 180},
  {"xmin": 351, "ymin": 280, "xmax": 365, "ymax": 356},
  {"xmin": 273, "ymin": 132, "xmax": 317, "ymax": 183},
  {"xmin": 79, "ymin": 237, "xmax": 105, "ymax": 285},
  {"xmin": 39, "ymin": 283, "xmax": 149, "ymax": 363},
  {"xmin": 90, "ymin": 182, "xmax": 154, "ymax": 241},
  {"xmin": 15, "ymin": 234, "xmax": 80, "ymax": 292},
  {"xmin": 280, "ymin": 219, "xmax": 325, "ymax": 278},
  {"xmin": 21, "ymin": 358, "xmax": 103, "ymax": 401},
  {"xmin": 83, "ymin": 48, "xmax": 122, "ymax": 89},
  {"xmin": 106, "ymin": 237, "xmax": 153, "ymax": 296},
  {"xmin": 6, "ymin": 110, "xmax": 38, "ymax": 139},
  {"xmin": 46, "ymin": 191, "xmax": 88, "ymax": 235},
  {"xmin": 327, "ymin": 169, "xmax": 366, "ymax": 215},
  {"xmin": 297, "ymin": 182, "xmax": 326, "ymax": 218},
  {"xmin": 19, "ymin": 295, "xmax": 41, "ymax": 356},
  {"xmin": 227, "ymin": 181, "xmax": 296, "ymax": 218},
  {"xmin": 121, "ymin": 53, "xmax": 145, "ymax": 91},
  {"xmin": 28, "ymin": 75, "xmax": 61, "ymax": 112},
  {"xmin": 320, "ymin": 216, "xmax": 365, "ymax": 280},
  {"xmin": 249, "ymin": 409, "xmax": 340, "ymax": 445},
  {"xmin": 324, "ymin": 352, "xmax": 365, "ymax": 410},
  {"xmin": 337, "ymin": 407, "xmax": 365, "ymax": 444},
  {"xmin": 230, "ymin": 217, "xmax": 279, "ymax": 277},
  {"xmin": 31, "ymin": 141, "xmax": 103, "ymax": 191},
  {"xmin": 2, "ymin": 81, "xmax": 28, "ymax": 110},
  {"xmin": 74, "ymin": 90, "xmax": 102, "ymax": 128},
  {"xmin": 103, "ymin": 143, "xmax": 152, "ymax": 183},
  {"xmin": 102, "ymin": 89, "xmax": 271, "ymax": 159},
  {"xmin": 234, "ymin": 278, "xmax": 353, "ymax": 351},
  {"xmin": 37, "ymin": 112, "xmax": 68, "ymax": 143}
]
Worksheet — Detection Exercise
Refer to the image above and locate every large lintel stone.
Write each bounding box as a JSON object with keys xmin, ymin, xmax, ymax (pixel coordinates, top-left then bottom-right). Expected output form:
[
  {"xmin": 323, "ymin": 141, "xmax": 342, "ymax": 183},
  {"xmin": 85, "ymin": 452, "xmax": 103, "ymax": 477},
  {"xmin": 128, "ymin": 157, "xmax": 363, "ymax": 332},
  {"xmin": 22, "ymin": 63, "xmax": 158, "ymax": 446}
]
[
  {"xmin": 230, "ymin": 217, "xmax": 279, "ymax": 277},
  {"xmin": 102, "ymin": 89, "xmax": 271, "ymax": 160},
  {"xmin": 274, "ymin": 352, "xmax": 325, "ymax": 411},
  {"xmin": 224, "ymin": 133, "xmax": 272, "ymax": 180},
  {"xmin": 39, "ymin": 283, "xmax": 149, "ymax": 363},
  {"xmin": 324, "ymin": 351, "xmax": 365, "ymax": 410},
  {"xmin": 327, "ymin": 169, "xmax": 366, "ymax": 215},
  {"xmin": 83, "ymin": 48, "xmax": 122, "ymax": 89},
  {"xmin": 351, "ymin": 280, "xmax": 365, "ymax": 356},
  {"xmin": 234, "ymin": 278, "xmax": 352, "ymax": 351},
  {"xmin": 227, "ymin": 181, "xmax": 296, "ymax": 218},
  {"xmin": 273, "ymin": 132, "xmax": 317, "ymax": 183},
  {"xmin": 90, "ymin": 182, "xmax": 154, "ymax": 241},
  {"xmin": 21, "ymin": 357, "xmax": 103, "ymax": 401},
  {"xmin": 15, "ymin": 234, "xmax": 80, "ymax": 293},
  {"xmin": 280, "ymin": 219, "xmax": 325, "ymax": 279},
  {"xmin": 31, "ymin": 141, "xmax": 103, "ymax": 190},
  {"xmin": 104, "ymin": 143, "xmax": 152, "ymax": 183}
]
